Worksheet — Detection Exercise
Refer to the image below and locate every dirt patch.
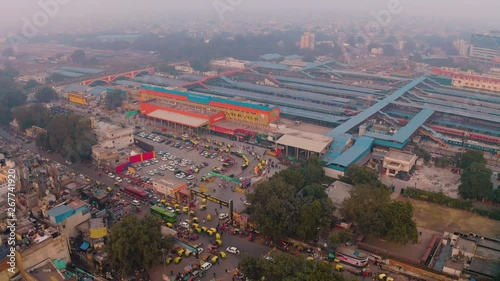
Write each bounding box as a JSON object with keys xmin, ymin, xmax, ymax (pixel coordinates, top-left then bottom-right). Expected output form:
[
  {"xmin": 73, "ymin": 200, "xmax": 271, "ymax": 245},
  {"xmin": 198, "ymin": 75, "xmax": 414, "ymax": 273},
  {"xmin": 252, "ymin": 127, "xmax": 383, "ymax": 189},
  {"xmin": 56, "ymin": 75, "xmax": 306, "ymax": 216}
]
[{"xmin": 403, "ymin": 198, "xmax": 500, "ymax": 239}]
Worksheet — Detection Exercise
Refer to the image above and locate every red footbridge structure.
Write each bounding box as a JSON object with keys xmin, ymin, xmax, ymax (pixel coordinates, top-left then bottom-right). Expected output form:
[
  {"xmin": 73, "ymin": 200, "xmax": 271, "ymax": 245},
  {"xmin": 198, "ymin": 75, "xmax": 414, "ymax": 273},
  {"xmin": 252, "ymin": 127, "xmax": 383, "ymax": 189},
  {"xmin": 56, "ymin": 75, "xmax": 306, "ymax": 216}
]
[{"xmin": 81, "ymin": 67, "xmax": 155, "ymax": 86}]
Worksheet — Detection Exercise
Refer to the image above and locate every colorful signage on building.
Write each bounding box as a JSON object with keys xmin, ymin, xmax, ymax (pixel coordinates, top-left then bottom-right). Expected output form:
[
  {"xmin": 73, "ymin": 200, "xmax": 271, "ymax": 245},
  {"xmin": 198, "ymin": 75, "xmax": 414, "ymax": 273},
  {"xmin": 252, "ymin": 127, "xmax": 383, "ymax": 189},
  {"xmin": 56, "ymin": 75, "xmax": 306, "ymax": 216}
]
[{"xmin": 68, "ymin": 93, "xmax": 89, "ymax": 105}]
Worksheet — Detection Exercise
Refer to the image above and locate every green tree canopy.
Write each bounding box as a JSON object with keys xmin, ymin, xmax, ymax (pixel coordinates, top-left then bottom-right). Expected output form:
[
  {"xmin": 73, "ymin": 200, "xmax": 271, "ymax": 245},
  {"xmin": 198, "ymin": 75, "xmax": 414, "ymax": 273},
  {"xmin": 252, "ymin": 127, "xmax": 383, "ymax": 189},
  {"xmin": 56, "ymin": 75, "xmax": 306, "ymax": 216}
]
[
  {"xmin": 35, "ymin": 87, "xmax": 58, "ymax": 102},
  {"xmin": 0, "ymin": 104, "xmax": 12, "ymax": 125},
  {"xmin": 341, "ymin": 184, "xmax": 418, "ymax": 244},
  {"xmin": 344, "ymin": 164, "xmax": 380, "ymax": 186},
  {"xmin": 459, "ymin": 162, "xmax": 493, "ymax": 200},
  {"xmin": 105, "ymin": 89, "xmax": 126, "ymax": 110},
  {"xmin": 459, "ymin": 150, "xmax": 486, "ymax": 169},
  {"xmin": 107, "ymin": 215, "xmax": 173, "ymax": 276},
  {"xmin": 239, "ymin": 252, "xmax": 345, "ymax": 281},
  {"xmin": 301, "ymin": 155, "xmax": 325, "ymax": 185},
  {"xmin": 71, "ymin": 49, "xmax": 87, "ymax": 63},
  {"xmin": 328, "ymin": 229, "xmax": 353, "ymax": 249},
  {"xmin": 24, "ymin": 79, "xmax": 39, "ymax": 90}
]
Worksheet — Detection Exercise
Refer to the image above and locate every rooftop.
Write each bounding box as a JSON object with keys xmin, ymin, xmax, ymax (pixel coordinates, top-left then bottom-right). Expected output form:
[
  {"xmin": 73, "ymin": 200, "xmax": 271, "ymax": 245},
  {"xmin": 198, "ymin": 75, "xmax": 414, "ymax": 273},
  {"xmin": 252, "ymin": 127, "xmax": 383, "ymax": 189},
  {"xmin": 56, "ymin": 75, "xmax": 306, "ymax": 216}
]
[
  {"xmin": 46, "ymin": 204, "xmax": 72, "ymax": 218},
  {"xmin": 259, "ymin": 53, "xmax": 283, "ymax": 61},
  {"xmin": 329, "ymin": 136, "xmax": 374, "ymax": 167},
  {"xmin": 275, "ymin": 128, "xmax": 334, "ymax": 153},
  {"xmin": 326, "ymin": 181, "xmax": 353, "ymax": 208},
  {"xmin": 385, "ymin": 150, "xmax": 418, "ymax": 163},
  {"xmin": 61, "ymin": 84, "xmax": 89, "ymax": 93},
  {"xmin": 148, "ymin": 109, "xmax": 209, "ymax": 128},
  {"xmin": 29, "ymin": 260, "xmax": 65, "ymax": 281},
  {"xmin": 391, "ymin": 108, "xmax": 434, "ymax": 143},
  {"xmin": 466, "ymin": 258, "xmax": 500, "ymax": 279}
]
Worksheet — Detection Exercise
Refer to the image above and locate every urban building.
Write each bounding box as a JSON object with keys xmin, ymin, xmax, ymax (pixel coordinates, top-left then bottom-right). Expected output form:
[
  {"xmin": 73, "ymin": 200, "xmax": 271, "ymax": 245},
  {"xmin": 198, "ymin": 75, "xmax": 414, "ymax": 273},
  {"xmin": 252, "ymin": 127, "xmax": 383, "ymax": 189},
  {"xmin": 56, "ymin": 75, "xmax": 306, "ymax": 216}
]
[
  {"xmin": 45, "ymin": 200, "xmax": 92, "ymax": 238},
  {"xmin": 300, "ymin": 32, "xmax": 315, "ymax": 50},
  {"xmin": 92, "ymin": 121, "xmax": 134, "ymax": 149},
  {"xmin": 469, "ymin": 31, "xmax": 500, "ymax": 66},
  {"xmin": 382, "ymin": 150, "xmax": 418, "ymax": 177},
  {"xmin": 431, "ymin": 67, "xmax": 500, "ymax": 93},
  {"xmin": 210, "ymin": 57, "xmax": 249, "ymax": 69},
  {"xmin": 452, "ymin": 39, "xmax": 470, "ymax": 57}
]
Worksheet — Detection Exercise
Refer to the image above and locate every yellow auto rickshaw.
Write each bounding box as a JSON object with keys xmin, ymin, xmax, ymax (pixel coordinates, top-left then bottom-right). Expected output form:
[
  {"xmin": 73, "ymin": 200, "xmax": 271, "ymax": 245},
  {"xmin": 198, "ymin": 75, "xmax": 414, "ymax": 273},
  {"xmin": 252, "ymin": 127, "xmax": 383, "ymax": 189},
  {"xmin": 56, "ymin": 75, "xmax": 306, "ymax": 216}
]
[
  {"xmin": 215, "ymin": 239, "xmax": 223, "ymax": 246},
  {"xmin": 188, "ymin": 229, "xmax": 194, "ymax": 234},
  {"xmin": 207, "ymin": 230, "xmax": 214, "ymax": 236},
  {"xmin": 334, "ymin": 258, "xmax": 340, "ymax": 263},
  {"xmin": 195, "ymin": 227, "xmax": 202, "ymax": 233},
  {"xmin": 201, "ymin": 198, "xmax": 207, "ymax": 204},
  {"xmin": 335, "ymin": 264, "xmax": 343, "ymax": 272},
  {"xmin": 306, "ymin": 256, "xmax": 314, "ymax": 261},
  {"xmin": 189, "ymin": 211, "xmax": 195, "ymax": 217},
  {"xmin": 174, "ymin": 204, "xmax": 180, "ymax": 209},
  {"xmin": 210, "ymin": 227, "xmax": 217, "ymax": 233},
  {"xmin": 185, "ymin": 250, "xmax": 192, "ymax": 257},
  {"xmin": 165, "ymin": 257, "xmax": 173, "ymax": 265},
  {"xmin": 175, "ymin": 208, "xmax": 181, "ymax": 214},
  {"xmin": 211, "ymin": 256, "xmax": 219, "ymax": 264},
  {"xmin": 174, "ymin": 257, "xmax": 182, "ymax": 264},
  {"xmin": 182, "ymin": 206, "xmax": 189, "ymax": 213},
  {"xmin": 107, "ymin": 187, "xmax": 112, "ymax": 192},
  {"xmin": 177, "ymin": 248, "xmax": 185, "ymax": 256},
  {"xmin": 199, "ymin": 204, "xmax": 206, "ymax": 210},
  {"xmin": 201, "ymin": 226, "xmax": 208, "ymax": 232},
  {"xmin": 192, "ymin": 223, "xmax": 199, "ymax": 229},
  {"xmin": 166, "ymin": 222, "xmax": 173, "ymax": 228},
  {"xmin": 219, "ymin": 252, "xmax": 227, "ymax": 259},
  {"xmin": 215, "ymin": 233, "xmax": 221, "ymax": 240},
  {"xmin": 207, "ymin": 214, "xmax": 212, "ymax": 221},
  {"xmin": 193, "ymin": 217, "xmax": 199, "ymax": 223}
]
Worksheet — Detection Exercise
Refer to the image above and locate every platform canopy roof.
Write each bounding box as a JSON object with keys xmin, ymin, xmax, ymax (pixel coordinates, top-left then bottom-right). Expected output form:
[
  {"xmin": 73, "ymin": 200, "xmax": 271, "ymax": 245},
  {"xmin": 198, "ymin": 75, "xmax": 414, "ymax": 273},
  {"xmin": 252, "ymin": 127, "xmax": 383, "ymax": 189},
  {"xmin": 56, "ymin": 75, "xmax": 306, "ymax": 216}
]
[
  {"xmin": 276, "ymin": 128, "xmax": 334, "ymax": 153},
  {"xmin": 147, "ymin": 109, "xmax": 208, "ymax": 128}
]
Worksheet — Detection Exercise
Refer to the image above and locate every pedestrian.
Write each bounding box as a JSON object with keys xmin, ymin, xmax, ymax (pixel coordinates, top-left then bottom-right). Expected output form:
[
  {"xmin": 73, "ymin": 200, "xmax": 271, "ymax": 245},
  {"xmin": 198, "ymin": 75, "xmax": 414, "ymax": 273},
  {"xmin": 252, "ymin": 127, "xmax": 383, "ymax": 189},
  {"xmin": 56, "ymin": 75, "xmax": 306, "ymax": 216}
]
[
  {"xmin": 213, "ymin": 273, "xmax": 216, "ymax": 278},
  {"xmin": 225, "ymin": 269, "xmax": 228, "ymax": 274}
]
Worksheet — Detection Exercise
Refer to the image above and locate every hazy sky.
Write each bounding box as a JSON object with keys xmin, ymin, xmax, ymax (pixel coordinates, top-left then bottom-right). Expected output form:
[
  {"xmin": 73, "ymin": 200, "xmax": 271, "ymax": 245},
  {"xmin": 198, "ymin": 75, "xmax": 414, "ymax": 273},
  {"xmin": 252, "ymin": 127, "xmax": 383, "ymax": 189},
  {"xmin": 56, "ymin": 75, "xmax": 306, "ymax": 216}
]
[{"xmin": 1, "ymin": 0, "xmax": 499, "ymax": 27}]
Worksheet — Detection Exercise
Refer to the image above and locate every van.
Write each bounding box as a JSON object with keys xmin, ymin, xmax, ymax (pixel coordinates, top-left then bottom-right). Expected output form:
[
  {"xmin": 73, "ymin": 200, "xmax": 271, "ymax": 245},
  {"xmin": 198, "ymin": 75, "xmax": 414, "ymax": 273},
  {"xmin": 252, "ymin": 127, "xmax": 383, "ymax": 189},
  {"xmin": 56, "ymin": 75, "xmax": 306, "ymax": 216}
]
[{"xmin": 201, "ymin": 262, "xmax": 212, "ymax": 271}]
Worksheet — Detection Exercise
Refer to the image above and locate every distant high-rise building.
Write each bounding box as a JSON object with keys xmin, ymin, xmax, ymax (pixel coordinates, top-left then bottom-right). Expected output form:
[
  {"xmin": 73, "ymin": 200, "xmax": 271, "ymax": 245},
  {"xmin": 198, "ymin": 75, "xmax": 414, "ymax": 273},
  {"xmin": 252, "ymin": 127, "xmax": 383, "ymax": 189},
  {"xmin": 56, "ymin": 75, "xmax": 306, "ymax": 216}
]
[
  {"xmin": 469, "ymin": 31, "xmax": 500, "ymax": 65},
  {"xmin": 300, "ymin": 32, "xmax": 315, "ymax": 50},
  {"xmin": 452, "ymin": 39, "xmax": 470, "ymax": 57}
]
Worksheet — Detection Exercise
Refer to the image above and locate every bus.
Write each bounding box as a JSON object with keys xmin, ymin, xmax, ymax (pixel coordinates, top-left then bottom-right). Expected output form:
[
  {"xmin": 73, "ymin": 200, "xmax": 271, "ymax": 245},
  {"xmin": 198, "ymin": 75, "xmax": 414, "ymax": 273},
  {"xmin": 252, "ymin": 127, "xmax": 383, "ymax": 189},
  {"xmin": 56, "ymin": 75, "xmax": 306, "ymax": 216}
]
[
  {"xmin": 123, "ymin": 186, "xmax": 149, "ymax": 201},
  {"xmin": 150, "ymin": 206, "xmax": 177, "ymax": 223},
  {"xmin": 334, "ymin": 247, "xmax": 369, "ymax": 267}
]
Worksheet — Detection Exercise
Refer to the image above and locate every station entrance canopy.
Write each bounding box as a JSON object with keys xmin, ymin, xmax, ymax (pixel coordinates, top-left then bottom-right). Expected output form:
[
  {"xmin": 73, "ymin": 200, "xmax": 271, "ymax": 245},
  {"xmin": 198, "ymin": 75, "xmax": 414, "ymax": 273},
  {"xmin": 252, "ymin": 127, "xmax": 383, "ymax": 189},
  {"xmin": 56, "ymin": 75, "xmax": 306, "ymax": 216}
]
[
  {"xmin": 147, "ymin": 109, "xmax": 209, "ymax": 128},
  {"xmin": 276, "ymin": 128, "xmax": 334, "ymax": 154}
]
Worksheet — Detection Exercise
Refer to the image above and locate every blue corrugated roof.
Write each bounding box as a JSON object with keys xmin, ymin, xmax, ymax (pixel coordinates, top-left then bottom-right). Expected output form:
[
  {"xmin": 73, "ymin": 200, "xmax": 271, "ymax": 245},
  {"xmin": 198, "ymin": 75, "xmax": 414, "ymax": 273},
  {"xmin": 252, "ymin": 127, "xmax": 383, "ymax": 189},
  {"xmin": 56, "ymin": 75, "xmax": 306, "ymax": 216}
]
[
  {"xmin": 284, "ymin": 54, "xmax": 302, "ymax": 60},
  {"xmin": 247, "ymin": 61, "xmax": 289, "ymax": 70},
  {"xmin": 50, "ymin": 70, "xmax": 83, "ymax": 78},
  {"xmin": 62, "ymin": 84, "xmax": 89, "ymax": 93},
  {"xmin": 259, "ymin": 53, "xmax": 283, "ymax": 61},
  {"xmin": 391, "ymin": 109, "xmax": 434, "ymax": 143},
  {"xmin": 330, "ymin": 76, "xmax": 427, "ymax": 134},
  {"xmin": 280, "ymin": 107, "xmax": 347, "ymax": 123},
  {"xmin": 88, "ymin": 86, "xmax": 108, "ymax": 96},
  {"xmin": 275, "ymin": 76, "xmax": 380, "ymax": 94},
  {"xmin": 60, "ymin": 67, "xmax": 104, "ymax": 74},
  {"xmin": 330, "ymin": 136, "xmax": 374, "ymax": 167},
  {"xmin": 47, "ymin": 205, "xmax": 73, "ymax": 218},
  {"xmin": 114, "ymin": 80, "xmax": 142, "ymax": 87},
  {"xmin": 322, "ymin": 133, "xmax": 352, "ymax": 163},
  {"xmin": 134, "ymin": 75, "xmax": 186, "ymax": 86}
]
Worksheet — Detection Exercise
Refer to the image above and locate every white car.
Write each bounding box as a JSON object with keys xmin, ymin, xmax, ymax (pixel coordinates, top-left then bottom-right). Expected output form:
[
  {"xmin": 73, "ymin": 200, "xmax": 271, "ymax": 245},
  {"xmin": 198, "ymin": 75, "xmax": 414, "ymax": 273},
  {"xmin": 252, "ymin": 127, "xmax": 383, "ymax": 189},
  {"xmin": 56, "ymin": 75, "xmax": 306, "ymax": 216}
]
[
  {"xmin": 175, "ymin": 173, "xmax": 185, "ymax": 179},
  {"xmin": 264, "ymin": 256, "xmax": 275, "ymax": 263},
  {"xmin": 147, "ymin": 171, "xmax": 155, "ymax": 176},
  {"xmin": 226, "ymin": 247, "xmax": 240, "ymax": 254},
  {"xmin": 179, "ymin": 221, "xmax": 190, "ymax": 229},
  {"xmin": 166, "ymin": 206, "xmax": 175, "ymax": 212},
  {"xmin": 158, "ymin": 166, "xmax": 166, "ymax": 171},
  {"xmin": 115, "ymin": 177, "xmax": 123, "ymax": 183},
  {"xmin": 243, "ymin": 200, "xmax": 251, "ymax": 206},
  {"xmin": 218, "ymin": 156, "xmax": 226, "ymax": 162},
  {"xmin": 124, "ymin": 178, "xmax": 132, "ymax": 183},
  {"xmin": 166, "ymin": 166, "xmax": 175, "ymax": 171},
  {"xmin": 218, "ymin": 213, "xmax": 229, "ymax": 220},
  {"xmin": 131, "ymin": 200, "xmax": 140, "ymax": 206},
  {"xmin": 186, "ymin": 175, "xmax": 196, "ymax": 180},
  {"xmin": 201, "ymin": 262, "xmax": 212, "ymax": 271},
  {"xmin": 161, "ymin": 156, "xmax": 169, "ymax": 161},
  {"xmin": 108, "ymin": 173, "xmax": 115, "ymax": 178},
  {"xmin": 197, "ymin": 247, "xmax": 204, "ymax": 255},
  {"xmin": 179, "ymin": 162, "xmax": 187, "ymax": 167}
]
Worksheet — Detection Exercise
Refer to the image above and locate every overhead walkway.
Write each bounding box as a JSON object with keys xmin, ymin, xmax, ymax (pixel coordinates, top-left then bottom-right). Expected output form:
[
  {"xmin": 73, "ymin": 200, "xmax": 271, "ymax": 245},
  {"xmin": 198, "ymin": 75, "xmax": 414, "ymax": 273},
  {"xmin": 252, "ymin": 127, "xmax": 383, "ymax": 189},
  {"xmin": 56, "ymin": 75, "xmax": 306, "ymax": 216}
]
[
  {"xmin": 326, "ymin": 136, "xmax": 374, "ymax": 172},
  {"xmin": 301, "ymin": 71, "xmax": 315, "ymax": 78},
  {"xmin": 378, "ymin": 111, "xmax": 400, "ymax": 126},
  {"xmin": 220, "ymin": 76, "xmax": 234, "ymax": 84},
  {"xmin": 329, "ymin": 76, "xmax": 427, "ymax": 135},
  {"xmin": 420, "ymin": 125, "xmax": 448, "ymax": 147}
]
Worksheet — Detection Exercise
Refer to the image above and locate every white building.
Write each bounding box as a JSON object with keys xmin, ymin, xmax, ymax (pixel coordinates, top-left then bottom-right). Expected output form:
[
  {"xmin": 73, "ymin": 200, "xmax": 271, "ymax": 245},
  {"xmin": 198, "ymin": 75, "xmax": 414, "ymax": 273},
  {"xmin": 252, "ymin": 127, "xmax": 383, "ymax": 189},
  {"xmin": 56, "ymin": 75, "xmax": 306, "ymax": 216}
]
[
  {"xmin": 93, "ymin": 121, "xmax": 134, "ymax": 149},
  {"xmin": 210, "ymin": 57, "xmax": 248, "ymax": 69}
]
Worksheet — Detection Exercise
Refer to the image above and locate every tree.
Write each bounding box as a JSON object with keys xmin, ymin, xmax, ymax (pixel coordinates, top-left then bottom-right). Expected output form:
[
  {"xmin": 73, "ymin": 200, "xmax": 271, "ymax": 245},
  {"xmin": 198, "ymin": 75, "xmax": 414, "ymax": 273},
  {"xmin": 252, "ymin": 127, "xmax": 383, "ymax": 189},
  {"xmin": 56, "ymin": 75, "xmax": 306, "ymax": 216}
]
[
  {"xmin": 382, "ymin": 201, "xmax": 418, "ymax": 244},
  {"xmin": 403, "ymin": 40, "xmax": 417, "ymax": 53},
  {"xmin": 47, "ymin": 73, "xmax": 66, "ymax": 83},
  {"xmin": 71, "ymin": 49, "xmax": 86, "ymax": 63},
  {"xmin": 328, "ymin": 229, "xmax": 353, "ymax": 249},
  {"xmin": 238, "ymin": 256, "xmax": 264, "ymax": 280},
  {"xmin": 105, "ymin": 90, "xmax": 126, "ymax": 110},
  {"xmin": 459, "ymin": 150, "xmax": 486, "ymax": 169},
  {"xmin": 35, "ymin": 87, "xmax": 58, "ymax": 102},
  {"xmin": 301, "ymin": 155, "xmax": 325, "ymax": 185},
  {"xmin": 297, "ymin": 200, "xmax": 325, "ymax": 240},
  {"xmin": 24, "ymin": 79, "xmax": 39, "ymax": 90},
  {"xmin": 382, "ymin": 44, "xmax": 396, "ymax": 56},
  {"xmin": 0, "ymin": 104, "xmax": 12, "ymax": 125},
  {"xmin": 107, "ymin": 215, "xmax": 173, "ymax": 276},
  {"xmin": 344, "ymin": 164, "xmax": 380, "ymax": 186},
  {"xmin": 341, "ymin": 184, "xmax": 391, "ymax": 236},
  {"xmin": 274, "ymin": 168, "xmax": 305, "ymax": 190},
  {"xmin": 459, "ymin": 162, "xmax": 493, "ymax": 200}
]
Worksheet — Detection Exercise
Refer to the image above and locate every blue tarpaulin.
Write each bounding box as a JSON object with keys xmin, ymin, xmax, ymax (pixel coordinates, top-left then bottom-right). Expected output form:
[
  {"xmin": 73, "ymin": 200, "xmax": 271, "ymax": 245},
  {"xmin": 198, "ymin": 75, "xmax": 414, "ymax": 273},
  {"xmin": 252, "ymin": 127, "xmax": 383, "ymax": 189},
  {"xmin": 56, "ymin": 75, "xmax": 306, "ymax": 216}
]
[{"xmin": 80, "ymin": 241, "xmax": 90, "ymax": 251}]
